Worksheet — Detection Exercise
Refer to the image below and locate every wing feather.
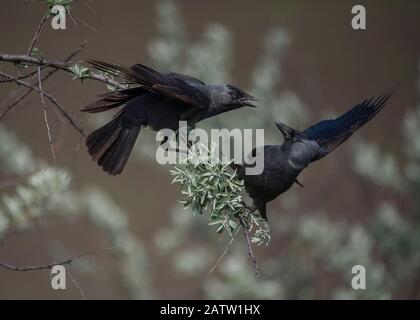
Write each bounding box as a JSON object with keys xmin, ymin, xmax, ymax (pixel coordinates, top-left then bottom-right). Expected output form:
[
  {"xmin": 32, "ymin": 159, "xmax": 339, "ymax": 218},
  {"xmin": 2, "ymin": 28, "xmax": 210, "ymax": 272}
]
[
  {"xmin": 88, "ymin": 60, "xmax": 210, "ymax": 110},
  {"xmin": 304, "ymin": 89, "xmax": 395, "ymax": 161}
]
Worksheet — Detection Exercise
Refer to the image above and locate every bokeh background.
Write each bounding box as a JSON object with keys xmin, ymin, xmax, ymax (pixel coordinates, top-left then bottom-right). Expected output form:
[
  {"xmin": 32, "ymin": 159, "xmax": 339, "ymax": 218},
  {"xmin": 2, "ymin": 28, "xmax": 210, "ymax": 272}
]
[{"xmin": 1, "ymin": 0, "xmax": 420, "ymax": 299}]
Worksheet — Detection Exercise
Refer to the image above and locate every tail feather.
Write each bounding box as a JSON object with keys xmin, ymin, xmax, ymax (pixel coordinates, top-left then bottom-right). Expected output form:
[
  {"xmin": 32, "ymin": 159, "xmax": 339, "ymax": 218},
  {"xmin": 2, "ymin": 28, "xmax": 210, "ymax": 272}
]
[
  {"xmin": 86, "ymin": 117, "xmax": 121, "ymax": 159},
  {"xmin": 97, "ymin": 127, "xmax": 140, "ymax": 175},
  {"xmin": 86, "ymin": 115, "xmax": 141, "ymax": 175}
]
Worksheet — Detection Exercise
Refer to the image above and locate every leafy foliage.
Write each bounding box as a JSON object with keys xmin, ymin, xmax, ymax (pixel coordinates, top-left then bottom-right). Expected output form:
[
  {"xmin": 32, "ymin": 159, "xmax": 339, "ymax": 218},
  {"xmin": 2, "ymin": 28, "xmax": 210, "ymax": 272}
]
[
  {"xmin": 69, "ymin": 63, "xmax": 90, "ymax": 81},
  {"xmin": 170, "ymin": 144, "xmax": 270, "ymax": 245}
]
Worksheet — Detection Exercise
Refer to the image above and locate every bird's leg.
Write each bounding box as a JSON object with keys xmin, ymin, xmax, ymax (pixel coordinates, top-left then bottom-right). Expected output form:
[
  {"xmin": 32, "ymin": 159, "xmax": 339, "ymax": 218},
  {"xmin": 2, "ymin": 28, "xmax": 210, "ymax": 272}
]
[
  {"xmin": 295, "ymin": 178, "xmax": 304, "ymax": 188},
  {"xmin": 186, "ymin": 125, "xmax": 195, "ymax": 149},
  {"xmin": 229, "ymin": 162, "xmax": 242, "ymax": 172},
  {"xmin": 160, "ymin": 135, "xmax": 188, "ymax": 155}
]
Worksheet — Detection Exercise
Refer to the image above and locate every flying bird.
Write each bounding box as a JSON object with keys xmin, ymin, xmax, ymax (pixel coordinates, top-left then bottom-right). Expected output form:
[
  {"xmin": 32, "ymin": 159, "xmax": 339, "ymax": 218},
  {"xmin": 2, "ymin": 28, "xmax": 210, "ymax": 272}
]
[
  {"xmin": 82, "ymin": 60, "xmax": 258, "ymax": 175},
  {"xmin": 239, "ymin": 90, "xmax": 395, "ymax": 221}
]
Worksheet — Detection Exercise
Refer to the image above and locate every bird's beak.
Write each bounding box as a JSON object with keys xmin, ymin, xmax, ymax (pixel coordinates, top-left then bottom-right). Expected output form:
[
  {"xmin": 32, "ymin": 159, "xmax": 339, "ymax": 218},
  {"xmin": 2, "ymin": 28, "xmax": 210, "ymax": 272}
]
[
  {"xmin": 275, "ymin": 121, "xmax": 295, "ymax": 139},
  {"xmin": 240, "ymin": 94, "xmax": 258, "ymax": 108}
]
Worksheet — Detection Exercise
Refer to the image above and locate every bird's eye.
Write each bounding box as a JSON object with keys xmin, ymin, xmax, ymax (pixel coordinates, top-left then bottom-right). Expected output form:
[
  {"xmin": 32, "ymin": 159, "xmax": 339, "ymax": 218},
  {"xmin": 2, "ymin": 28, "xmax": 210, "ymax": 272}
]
[{"xmin": 292, "ymin": 136, "xmax": 298, "ymax": 142}]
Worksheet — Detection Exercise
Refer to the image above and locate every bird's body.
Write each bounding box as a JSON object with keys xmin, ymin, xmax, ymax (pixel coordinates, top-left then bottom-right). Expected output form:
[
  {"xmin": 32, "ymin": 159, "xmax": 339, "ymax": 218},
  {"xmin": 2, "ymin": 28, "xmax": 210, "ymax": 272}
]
[
  {"xmin": 83, "ymin": 60, "xmax": 257, "ymax": 175},
  {"xmin": 241, "ymin": 90, "xmax": 395, "ymax": 221},
  {"xmin": 241, "ymin": 145, "xmax": 301, "ymax": 203},
  {"xmin": 241, "ymin": 140, "xmax": 319, "ymax": 220}
]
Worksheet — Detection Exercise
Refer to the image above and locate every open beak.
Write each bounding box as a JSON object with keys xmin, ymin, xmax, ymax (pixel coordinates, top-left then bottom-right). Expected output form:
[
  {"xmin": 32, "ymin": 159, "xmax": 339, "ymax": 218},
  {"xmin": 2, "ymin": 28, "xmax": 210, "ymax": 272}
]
[
  {"xmin": 275, "ymin": 121, "xmax": 294, "ymax": 139},
  {"xmin": 240, "ymin": 94, "xmax": 258, "ymax": 108}
]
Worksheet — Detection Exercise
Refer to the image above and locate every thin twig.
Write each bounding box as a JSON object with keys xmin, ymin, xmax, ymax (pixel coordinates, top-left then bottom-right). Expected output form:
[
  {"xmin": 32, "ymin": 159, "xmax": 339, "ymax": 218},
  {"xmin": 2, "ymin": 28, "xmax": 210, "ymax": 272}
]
[
  {"xmin": 0, "ymin": 247, "xmax": 112, "ymax": 272},
  {"xmin": 76, "ymin": 0, "xmax": 97, "ymax": 14},
  {"xmin": 0, "ymin": 70, "xmax": 85, "ymax": 137},
  {"xmin": 206, "ymin": 227, "xmax": 241, "ymax": 278},
  {"xmin": 72, "ymin": 12, "xmax": 98, "ymax": 33},
  {"xmin": 0, "ymin": 41, "xmax": 87, "ymax": 121},
  {"xmin": 38, "ymin": 66, "xmax": 56, "ymax": 163},
  {"xmin": 0, "ymin": 69, "xmax": 40, "ymax": 83},
  {"xmin": 67, "ymin": 9, "xmax": 79, "ymax": 29},
  {"xmin": 26, "ymin": 13, "xmax": 49, "ymax": 56},
  {"xmin": 68, "ymin": 270, "xmax": 87, "ymax": 300},
  {"xmin": 0, "ymin": 84, "xmax": 33, "ymax": 120},
  {"xmin": 239, "ymin": 217, "xmax": 261, "ymax": 278}
]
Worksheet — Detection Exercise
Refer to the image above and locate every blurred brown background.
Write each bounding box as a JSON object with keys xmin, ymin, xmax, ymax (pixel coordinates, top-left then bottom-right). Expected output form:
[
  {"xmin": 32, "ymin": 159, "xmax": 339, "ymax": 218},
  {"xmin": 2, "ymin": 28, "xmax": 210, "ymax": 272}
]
[{"xmin": 0, "ymin": 0, "xmax": 419, "ymax": 299}]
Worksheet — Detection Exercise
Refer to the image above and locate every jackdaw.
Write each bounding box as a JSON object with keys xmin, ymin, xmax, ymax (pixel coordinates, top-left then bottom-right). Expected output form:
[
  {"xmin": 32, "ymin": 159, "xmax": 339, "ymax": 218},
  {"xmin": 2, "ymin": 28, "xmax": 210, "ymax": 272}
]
[
  {"xmin": 240, "ymin": 90, "xmax": 395, "ymax": 221},
  {"xmin": 82, "ymin": 60, "xmax": 258, "ymax": 175}
]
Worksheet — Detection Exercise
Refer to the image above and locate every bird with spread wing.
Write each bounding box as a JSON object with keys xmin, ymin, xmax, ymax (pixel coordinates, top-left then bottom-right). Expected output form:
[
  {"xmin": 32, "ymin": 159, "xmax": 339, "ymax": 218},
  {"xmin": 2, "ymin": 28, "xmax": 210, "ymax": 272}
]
[{"xmin": 240, "ymin": 90, "xmax": 395, "ymax": 221}]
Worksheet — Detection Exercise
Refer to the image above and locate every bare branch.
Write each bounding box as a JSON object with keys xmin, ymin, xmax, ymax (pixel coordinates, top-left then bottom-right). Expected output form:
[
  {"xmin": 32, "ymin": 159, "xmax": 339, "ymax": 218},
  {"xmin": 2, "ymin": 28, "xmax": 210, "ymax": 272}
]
[
  {"xmin": 206, "ymin": 227, "xmax": 240, "ymax": 278},
  {"xmin": 77, "ymin": 0, "xmax": 97, "ymax": 14},
  {"xmin": 71, "ymin": 12, "xmax": 98, "ymax": 33},
  {"xmin": 0, "ymin": 53, "xmax": 125, "ymax": 89},
  {"xmin": 240, "ymin": 217, "xmax": 261, "ymax": 278},
  {"xmin": 0, "ymin": 247, "xmax": 112, "ymax": 272},
  {"xmin": 68, "ymin": 270, "xmax": 87, "ymax": 300},
  {"xmin": 26, "ymin": 13, "xmax": 49, "ymax": 56},
  {"xmin": 0, "ymin": 84, "xmax": 33, "ymax": 120},
  {"xmin": 0, "ymin": 69, "xmax": 40, "ymax": 83},
  {"xmin": 0, "ymin": 41, "xmax": 87, "ymax": 121},
  {"xmin": 0, "ymin": 70, "xmax": 85, "ymax": 137},
  {"xmin": 37, "ymin": 66, "xmax": 56, "ymax": 162}
]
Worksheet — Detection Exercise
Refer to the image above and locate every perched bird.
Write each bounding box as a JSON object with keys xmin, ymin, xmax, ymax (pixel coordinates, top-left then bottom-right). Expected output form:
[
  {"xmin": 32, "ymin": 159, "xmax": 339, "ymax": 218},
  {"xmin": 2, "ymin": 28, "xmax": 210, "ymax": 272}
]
[
  {"xmin": 240, "ymin": 90, "xmax": 395, "ymax": 221},
  {"xmin": 82, "ymin": 60, "xmax": 258, "ymax": 175}
]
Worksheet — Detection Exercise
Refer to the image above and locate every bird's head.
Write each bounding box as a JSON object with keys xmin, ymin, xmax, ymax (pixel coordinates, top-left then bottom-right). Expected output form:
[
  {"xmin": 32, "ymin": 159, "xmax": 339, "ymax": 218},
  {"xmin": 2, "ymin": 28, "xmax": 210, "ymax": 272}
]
[
  {"xmin": 275, "ymin": 121, "xmax": 304, "ymax": 143},
  {"xmin": 225, "ymin": 85, "xmax": 258, "ymax": 108},
  {"xmin": 275, "ymin": 121, "xmax": 319, "ymax": 167}
]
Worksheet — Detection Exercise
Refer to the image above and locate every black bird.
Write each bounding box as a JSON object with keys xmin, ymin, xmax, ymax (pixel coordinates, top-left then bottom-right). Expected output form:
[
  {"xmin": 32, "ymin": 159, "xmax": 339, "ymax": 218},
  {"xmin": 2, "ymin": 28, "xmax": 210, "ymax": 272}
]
[
  {"xmin": 82, "ymin": 60, "xmax": 257, "ymax": 175},
  {"xmin": 240, "ymin": 90, "xmax": 395, "ymax": 221}
]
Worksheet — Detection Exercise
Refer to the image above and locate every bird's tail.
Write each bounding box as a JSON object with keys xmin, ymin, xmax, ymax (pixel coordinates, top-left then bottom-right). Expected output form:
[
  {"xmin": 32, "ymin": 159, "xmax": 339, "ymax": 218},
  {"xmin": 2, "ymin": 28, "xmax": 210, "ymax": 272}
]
[{"xmin": 86, "ymin": 113, "xmax": 141, "ymax": 175}]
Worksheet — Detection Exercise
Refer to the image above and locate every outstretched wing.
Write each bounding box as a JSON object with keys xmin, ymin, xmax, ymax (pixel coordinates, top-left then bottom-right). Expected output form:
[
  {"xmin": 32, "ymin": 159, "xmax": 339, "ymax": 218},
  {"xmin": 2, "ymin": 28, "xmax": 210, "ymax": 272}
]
[
  {"xmin": 303, "ymin": 89, "xmax": 395, "ymax": 162},
  {"xmin": 87, "ymin": 60, "xmax": 211, "ymax": 110}
]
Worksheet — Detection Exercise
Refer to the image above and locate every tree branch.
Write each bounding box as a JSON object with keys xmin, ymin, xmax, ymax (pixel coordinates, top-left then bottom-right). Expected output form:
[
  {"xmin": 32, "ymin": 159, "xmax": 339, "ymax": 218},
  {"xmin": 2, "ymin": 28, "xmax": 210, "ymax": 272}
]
[
  {"xmin": 0, "ymin": 41, "xmax": 87, "ymax": 121},
  {"xmin": 37, "ymin": 66, "xmax": 56, "ymax": 162},
  {"xmin": 26, "ymin": 12, "xmax": 49, "ymax": 56},
  {"xmin": 240, "ymin": 216, "xmax": 261, "ymax": 278},
  {"xmin": 206, "ymin": 226, "xmax": 240, "ymax": 278},
  {"xmin": 68, "ymin": 269, "xmax": 86, "ymax": 300},
  {"xmin": 0, "ymin": 247, "xmax": 111, "ymax": 272},
  {"xmin": 0, "ymin": 53, "xmax": 125, "ymax": 89},
  {"xmin": 0, "ymin": 69, "xmax": 85, "ymax": 137}
]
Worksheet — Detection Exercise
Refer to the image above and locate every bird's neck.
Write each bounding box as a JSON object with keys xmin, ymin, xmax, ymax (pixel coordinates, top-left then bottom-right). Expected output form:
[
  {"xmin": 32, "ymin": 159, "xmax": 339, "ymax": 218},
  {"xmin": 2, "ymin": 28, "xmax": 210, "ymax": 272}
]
[{"xmin": 282, "ymin": 140, "xmax": 320, "ymax": 170}]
